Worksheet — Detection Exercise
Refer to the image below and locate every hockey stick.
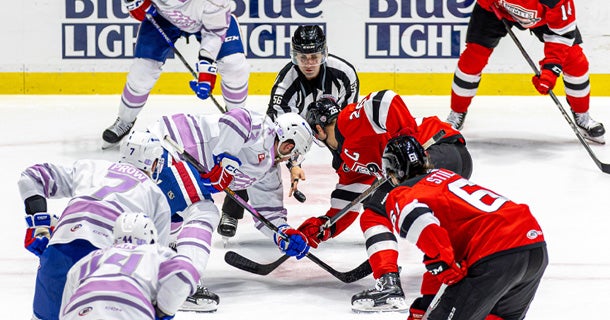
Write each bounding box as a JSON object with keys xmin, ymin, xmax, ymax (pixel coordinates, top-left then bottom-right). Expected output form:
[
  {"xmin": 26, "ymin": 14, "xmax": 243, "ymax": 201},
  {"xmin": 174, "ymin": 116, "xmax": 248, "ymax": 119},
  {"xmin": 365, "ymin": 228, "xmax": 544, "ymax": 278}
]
[
  {"xmin": 145, "ymin": 13, "xmax": 227, "ymax": 114},
  {"xmin": 163, "ymin": 135, "xmax": 370, "ymax": 283},
  {"xmin": 499, "ymin": 18, "xmax": 610, "ymax": 174},
  {"xmin": 224, "ymin": 129, "xmax": 447, "ymax": 277},
  {"xmin": 224, "ymin": 249, "xmax": 372, "ymax": 283}
]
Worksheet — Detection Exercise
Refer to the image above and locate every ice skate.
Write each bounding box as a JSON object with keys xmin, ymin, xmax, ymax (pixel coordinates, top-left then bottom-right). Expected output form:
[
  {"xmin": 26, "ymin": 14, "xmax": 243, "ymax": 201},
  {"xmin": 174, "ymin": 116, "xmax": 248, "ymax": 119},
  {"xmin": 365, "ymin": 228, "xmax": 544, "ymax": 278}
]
[
  {"xmin": 180, "ymin": 285, "xmax": 219, "ymax": 313},
  {"xmin": 102, "ymin": 117, "xmax": 135, "ymax": 149},
  {"xmin": 217, "ymin": 213, "xmax": 238, "ymax": 238},
  {"xmin": 446, "ymin": 110, "xmax": 467, "ymax": 130},
  {"xmin": 351, "ymin": 272, "xmax": 408, "ymax": 313},
  {"xmin": 573, "ymin": 111, "xmax": 605, "ymax": 144}
]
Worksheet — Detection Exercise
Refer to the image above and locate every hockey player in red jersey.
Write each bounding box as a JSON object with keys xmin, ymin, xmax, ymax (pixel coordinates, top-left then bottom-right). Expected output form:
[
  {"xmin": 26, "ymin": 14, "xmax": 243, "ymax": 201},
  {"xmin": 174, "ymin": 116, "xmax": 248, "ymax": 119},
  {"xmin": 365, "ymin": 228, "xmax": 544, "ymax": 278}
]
[
  {"xmin": 447, "ymin": 0, "xmax": 605, "ymax": 144},
  {"xmin": 355, "ymin": 135, "xmax": 548, "ymax": 319},
  {"xmin": 296, "ymin": 90, "xmax": 473, "ymax": 311}
]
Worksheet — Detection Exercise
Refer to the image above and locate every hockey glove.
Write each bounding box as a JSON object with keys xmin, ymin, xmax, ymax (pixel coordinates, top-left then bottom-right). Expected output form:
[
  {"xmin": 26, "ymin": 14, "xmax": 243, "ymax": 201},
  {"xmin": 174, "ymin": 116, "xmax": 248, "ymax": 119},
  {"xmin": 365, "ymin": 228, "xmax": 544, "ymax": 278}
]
[
  {"xmin": 24, "ymin": 213, "xmax": 57, "ymax": 256},
  {"xmin": 297, "ymin": 216, "xmax": 331, "ymax": 249},
  {"xmin": 424, "ymin": 256, "xmax": 467, "ymax": 285},
  {"xmin": 189, "ymin": 60, "xmax": 217, "ymax": 100},
  {"xmin": 200, "ymin": 153, "xmax": 241, "ymax": 192},
  {"xmin": 123, "ymin": 0, "xmax": 156, "ymax": 21},
  {"xmin": 407, "ymin": 295, "xmax": 435, "ymax": 320},
  {"xmin": 532, "ymin": 64, "xmax": 562, "ymax": 95},
  {"xmin": 274, "ymin": 225, "xmax": 310, "ymax": 259}
]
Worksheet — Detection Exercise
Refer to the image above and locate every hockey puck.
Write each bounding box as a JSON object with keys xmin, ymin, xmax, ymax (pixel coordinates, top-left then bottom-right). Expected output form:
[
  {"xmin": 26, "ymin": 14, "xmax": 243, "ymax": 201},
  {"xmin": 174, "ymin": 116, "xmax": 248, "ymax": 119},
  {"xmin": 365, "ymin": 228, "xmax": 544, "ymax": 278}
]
[{"xmin": 293, "ymin": 190, "xmax": 306, "ymax": 203}]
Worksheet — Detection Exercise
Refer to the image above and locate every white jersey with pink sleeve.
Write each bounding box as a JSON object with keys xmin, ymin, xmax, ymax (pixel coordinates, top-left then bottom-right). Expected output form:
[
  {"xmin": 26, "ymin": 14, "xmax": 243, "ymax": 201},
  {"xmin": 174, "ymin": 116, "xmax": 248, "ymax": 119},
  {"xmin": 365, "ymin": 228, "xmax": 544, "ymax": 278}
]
[
  {"xmin": 60, "ymin": 243, "xmax": 199, "ymax": 320},
  {"xmin": 148, "ymin": 108, "xmax": 289, "ymax": 237},
  {"xmin": 17, "ymin": 159, "xmax": 171, "ymax": 248}
]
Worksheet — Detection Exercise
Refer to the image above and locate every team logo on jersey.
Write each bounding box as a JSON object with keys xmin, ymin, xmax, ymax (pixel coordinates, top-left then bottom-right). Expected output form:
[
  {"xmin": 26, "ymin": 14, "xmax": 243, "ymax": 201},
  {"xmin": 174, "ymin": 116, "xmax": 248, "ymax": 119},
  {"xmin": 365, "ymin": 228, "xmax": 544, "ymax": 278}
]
[
  {"xmin": 351, "ymin": 162, "xmax": 382, "ymax": 177},
  {"xmin": 78, "ymin": 306, "xmax": 93, "ymax": 316},
  {"xmin": 166, "ymin": 190, "xmax": 175, "ymax": 200},
  {"xmin": 70, "ymin": 224, "xmax": 82, "ymax": 232},
  {"xmin": 527, "ymin": 229, "xmax": 542, "ymax": 240},
  {"xmin": 258, "ymin": 153, "xmax": 266, "ymax": 163},
  {"xmin": 501, "ymin": 1, "xmax": 541, "ymax": 27}
]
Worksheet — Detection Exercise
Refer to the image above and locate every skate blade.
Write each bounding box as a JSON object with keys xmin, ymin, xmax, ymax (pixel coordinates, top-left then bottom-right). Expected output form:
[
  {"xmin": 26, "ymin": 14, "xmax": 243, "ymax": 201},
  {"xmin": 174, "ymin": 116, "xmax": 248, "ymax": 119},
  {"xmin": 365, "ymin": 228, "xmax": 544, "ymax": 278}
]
[
  {"xmin": 101, "ymin": 140, "xmax": 120, "ymax": 150},
  {"xmin": 179, "ymin": 300, "xmax": 218, "ymax": 313},
  {"xmin": 222, "ymin": 236, "xmax": 230, "ymax": 248},
  {"xmin": 577, "ymin": 128, "xmax": 606, "ymax": 145},
  {"xmin": 351, "ymin": 298, "xmax": 409, "ymax": 313}
]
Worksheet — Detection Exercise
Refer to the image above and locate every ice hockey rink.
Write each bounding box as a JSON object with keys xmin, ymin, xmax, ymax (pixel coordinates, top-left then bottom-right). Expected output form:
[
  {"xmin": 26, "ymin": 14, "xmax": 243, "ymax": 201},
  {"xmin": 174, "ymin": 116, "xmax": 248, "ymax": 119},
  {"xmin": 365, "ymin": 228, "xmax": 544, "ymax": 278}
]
[{"xmin": 2, "ymin": 94, "xmax": 609, "ymax": 319}]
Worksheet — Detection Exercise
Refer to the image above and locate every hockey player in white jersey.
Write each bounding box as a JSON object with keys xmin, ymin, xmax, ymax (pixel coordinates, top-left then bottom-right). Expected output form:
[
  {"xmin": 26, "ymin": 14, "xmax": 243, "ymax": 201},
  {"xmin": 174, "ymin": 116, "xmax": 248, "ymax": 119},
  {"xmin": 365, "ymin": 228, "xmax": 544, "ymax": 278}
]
[
  {"xmin": 19, "ymin": 131, "xmax": 171, "ymax": 320},
  {"xmin": 149, "ymin": 107, "xmax": 313, "ymax": 244},
  {"xmin": 60, "ymin": 212, "xmax": 199, "ymax": 320},
  {"xmin": 102, "ymin": 0, "xmax": 250, "ymax": 148}
]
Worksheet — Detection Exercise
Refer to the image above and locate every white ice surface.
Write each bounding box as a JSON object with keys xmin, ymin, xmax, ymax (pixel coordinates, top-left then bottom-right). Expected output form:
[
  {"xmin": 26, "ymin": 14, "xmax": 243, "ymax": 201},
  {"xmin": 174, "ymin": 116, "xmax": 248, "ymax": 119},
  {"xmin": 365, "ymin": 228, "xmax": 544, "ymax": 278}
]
[{"xmin": 1, "ymin": 94, "xmax": 610, "ymax": 319}]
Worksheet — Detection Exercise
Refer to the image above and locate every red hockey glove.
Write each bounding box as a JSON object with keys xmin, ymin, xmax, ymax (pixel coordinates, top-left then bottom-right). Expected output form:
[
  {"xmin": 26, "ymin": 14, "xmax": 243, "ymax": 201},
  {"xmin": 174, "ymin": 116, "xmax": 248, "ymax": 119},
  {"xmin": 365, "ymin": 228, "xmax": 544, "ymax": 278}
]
[
  {"xmin": 274, "ymin": 225, "xmax": 310, "ymax": 259},
  {"xmin": 24, "ymin": 213, "xmax": 57, "ymax": 256},
  {"xmin": 297, "ymin": 216, "xmax": 331, "ymax": 249},
  {"xmin": 407, "ymin": 306, "xmax": 425, "ymax": 320},
  {"xmin": 532, "ymin": 64, "xmax": 562, "ymax": 95},
  {"xmin": 407, "ymin": 295, "xmax": 436, "ymax": 320},
  {"xmin": 189, "ymin": 60, "xmax": 217, "ymax": 100},
  {"xmin": 123, "ymin": 0, "xmax": 156, "ymax": 21},
  {"xmin": 200, "ymin": 154, "xmax": 241, "ymax": 192},
  {"xmin": 424, "ymin": 256, "xmax": 467, "ymax": 285}
]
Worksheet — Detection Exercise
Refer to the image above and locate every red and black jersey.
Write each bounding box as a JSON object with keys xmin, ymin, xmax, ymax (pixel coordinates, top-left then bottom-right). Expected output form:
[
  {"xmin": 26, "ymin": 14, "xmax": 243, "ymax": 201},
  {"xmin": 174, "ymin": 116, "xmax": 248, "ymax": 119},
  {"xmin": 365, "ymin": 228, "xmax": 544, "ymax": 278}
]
[
  {"xmin": 335, "ymin": 90, "xmax": 417, "ymax": 177},
  {"xmin": 321, "ymin": 90, "xmax": 464, "ymax": 237},
  {"xmin": 386, "ymin": 168, "xmax": 545, "ymax": 267},
  {"xmin": 479, "ymin": 0, "xmax": 578, "ymax": 65}
]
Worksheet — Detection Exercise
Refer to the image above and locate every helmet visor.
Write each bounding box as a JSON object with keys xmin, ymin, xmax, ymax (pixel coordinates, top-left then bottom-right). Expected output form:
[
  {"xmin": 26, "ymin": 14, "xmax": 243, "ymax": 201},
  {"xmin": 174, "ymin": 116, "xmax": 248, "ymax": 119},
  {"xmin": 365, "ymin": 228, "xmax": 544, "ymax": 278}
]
[{"xmin": 291, "ymin": 50, "xmax": 327, "ymax": 66}]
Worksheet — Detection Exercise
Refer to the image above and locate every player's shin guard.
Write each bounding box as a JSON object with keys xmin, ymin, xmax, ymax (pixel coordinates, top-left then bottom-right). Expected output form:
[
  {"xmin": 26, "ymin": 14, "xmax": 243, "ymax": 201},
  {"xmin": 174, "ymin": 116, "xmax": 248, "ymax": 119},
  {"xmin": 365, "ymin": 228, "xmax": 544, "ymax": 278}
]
[
  {"xmin": 360, "ymin": 209, "xmax": 400, "ymax": 279},
  {"xmin": 450, "ymin": 42, "xmax": 493, "ymax": 113},
  {"xmin": 217, "ymin": 53, "xmax": 249, "ymax": 110}
]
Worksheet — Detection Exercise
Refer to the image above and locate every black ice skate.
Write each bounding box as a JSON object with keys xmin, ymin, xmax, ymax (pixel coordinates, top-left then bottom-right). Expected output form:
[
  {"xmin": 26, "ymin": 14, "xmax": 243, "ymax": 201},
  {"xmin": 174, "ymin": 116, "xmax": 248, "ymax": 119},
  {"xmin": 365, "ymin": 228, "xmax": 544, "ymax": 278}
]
[
  {"xmin": 573, "ymin": 111, "xmax": 605, "ymax": 144},
  {"xmin": 102, "ymin": 117, "xmax": 135, "ymax": 149},
  {"xmin": 351, "ymin": 272, "xmax": 408, "ymax": 313},
  {"xmin": 217, "ymin": 213, "xmax": 238, "ymax": 238},
  {"xmin": 446, "ymin": 110, "xmax": 467, "ymax": 130},
  {"xmin": 180, "ymin": 285, "xmax": 219, "ymax": 313}
]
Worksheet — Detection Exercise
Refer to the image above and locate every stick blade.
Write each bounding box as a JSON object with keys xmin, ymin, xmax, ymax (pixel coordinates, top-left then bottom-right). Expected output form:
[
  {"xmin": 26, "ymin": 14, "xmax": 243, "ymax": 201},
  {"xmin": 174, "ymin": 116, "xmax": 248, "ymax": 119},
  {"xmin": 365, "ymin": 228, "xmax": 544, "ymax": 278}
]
[{"xmin": 224, "ymin": 251, "xmax": 289, "ymax": 276}]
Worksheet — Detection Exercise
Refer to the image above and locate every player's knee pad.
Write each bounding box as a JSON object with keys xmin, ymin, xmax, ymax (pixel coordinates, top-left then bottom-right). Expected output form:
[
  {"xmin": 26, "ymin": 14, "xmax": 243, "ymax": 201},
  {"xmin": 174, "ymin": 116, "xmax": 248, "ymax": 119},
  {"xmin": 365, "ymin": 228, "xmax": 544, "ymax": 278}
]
[
  {"xmin": 457, "ymin": 42, "xmax": 493, "ymax": 75},
  {"xmin": 126, "ymin": 58, "xmax": 163, "ymax": 94},
  {"xmin": 562, "ymin": 44, "xmax": 589, "ymax": 78},
  {"xmin": 217, "ymin": 53, "xmax": 250, "ymax": 86}
]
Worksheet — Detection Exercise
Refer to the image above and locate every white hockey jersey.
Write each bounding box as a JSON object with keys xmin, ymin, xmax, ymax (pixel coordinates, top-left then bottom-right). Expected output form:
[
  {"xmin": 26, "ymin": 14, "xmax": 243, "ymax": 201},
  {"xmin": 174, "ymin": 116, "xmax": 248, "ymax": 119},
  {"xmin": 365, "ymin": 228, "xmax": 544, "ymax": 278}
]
[
  {"xmin": 153, "ymin": 0, "xmax": 231, "ymax": 59},
  {"xmin": 149, "ymin": 108, "xmax": 289, "ymax": 236},
  {"xmin": 18, "ymin": 160, "xmax": 171, "ymax": 248},
  {"xmin": 60, "ymin": 243, "xmax": 199, "ymax": 319}
]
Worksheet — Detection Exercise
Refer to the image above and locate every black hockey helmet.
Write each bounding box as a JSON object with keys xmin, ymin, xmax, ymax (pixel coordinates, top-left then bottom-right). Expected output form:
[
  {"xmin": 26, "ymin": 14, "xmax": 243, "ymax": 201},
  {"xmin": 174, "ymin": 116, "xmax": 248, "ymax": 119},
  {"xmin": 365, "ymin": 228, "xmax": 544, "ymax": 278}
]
[
  {"xmin": 306, "ymin": 95, "xmax": 341, "ymax": 132},
  {"xmin": 382, "ymin": 135, "xmax": 428, "ymax": 184},
  {"xmin": 291, "ymin": 25, "xmax": 328, "ymax": 65},
  {"xmin": 292, "ymin": 25, "xmax": 326, "ymax": 53}
]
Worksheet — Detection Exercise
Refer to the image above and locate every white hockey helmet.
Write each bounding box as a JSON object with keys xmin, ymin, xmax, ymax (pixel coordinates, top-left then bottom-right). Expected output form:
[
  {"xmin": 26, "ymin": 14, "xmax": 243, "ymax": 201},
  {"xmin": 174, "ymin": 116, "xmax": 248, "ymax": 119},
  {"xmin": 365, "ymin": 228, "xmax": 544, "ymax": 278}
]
[
  {"xmin": 274, "ymin": 113, "xmax": 314, "ymax": 162},
  {"xmin": 113, "ymin": 212, "xmax": 158, "ymax": 245},
  {"xmin": 119, "ymin": 130, "xmax": 164, "ymax": 176}
]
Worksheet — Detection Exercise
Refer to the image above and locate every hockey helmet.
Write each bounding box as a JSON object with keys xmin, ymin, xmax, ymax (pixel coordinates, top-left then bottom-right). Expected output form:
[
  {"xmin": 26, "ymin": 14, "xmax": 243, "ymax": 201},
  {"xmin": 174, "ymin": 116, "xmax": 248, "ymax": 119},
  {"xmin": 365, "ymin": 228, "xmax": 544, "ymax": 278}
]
[
  {"xmin": 291, "ymin": 25, "xmax": 328, "ymax": 65},
  {"xmin": 113, "ymin": 212, "xmax": 158, "ymax": 245},
  {"xmin": 306, "ymin": 95, "xmax": 341, "ymax": 132},
  {"xmin": 382, "ymin": 135, "xmax": 428, "ymax": 184},
  {"xmin": 119, "ymin": 130, "xmax": 164, "ymax": 177},
  {"xmin": 274, "ymin": 113, "xmax": 314, "ymax": 162}
]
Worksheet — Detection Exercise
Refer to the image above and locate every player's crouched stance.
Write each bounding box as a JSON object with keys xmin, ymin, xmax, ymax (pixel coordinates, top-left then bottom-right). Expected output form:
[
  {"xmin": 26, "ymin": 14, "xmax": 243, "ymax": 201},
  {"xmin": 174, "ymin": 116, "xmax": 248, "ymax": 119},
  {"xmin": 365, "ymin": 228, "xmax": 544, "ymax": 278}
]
[
  {"xmin": 60, "ymin": 212, "xmax": 199, "ymax": 320},
  {"xmin": 353, "ymin": 136, "xmax": 548, "ymax": 319}
]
